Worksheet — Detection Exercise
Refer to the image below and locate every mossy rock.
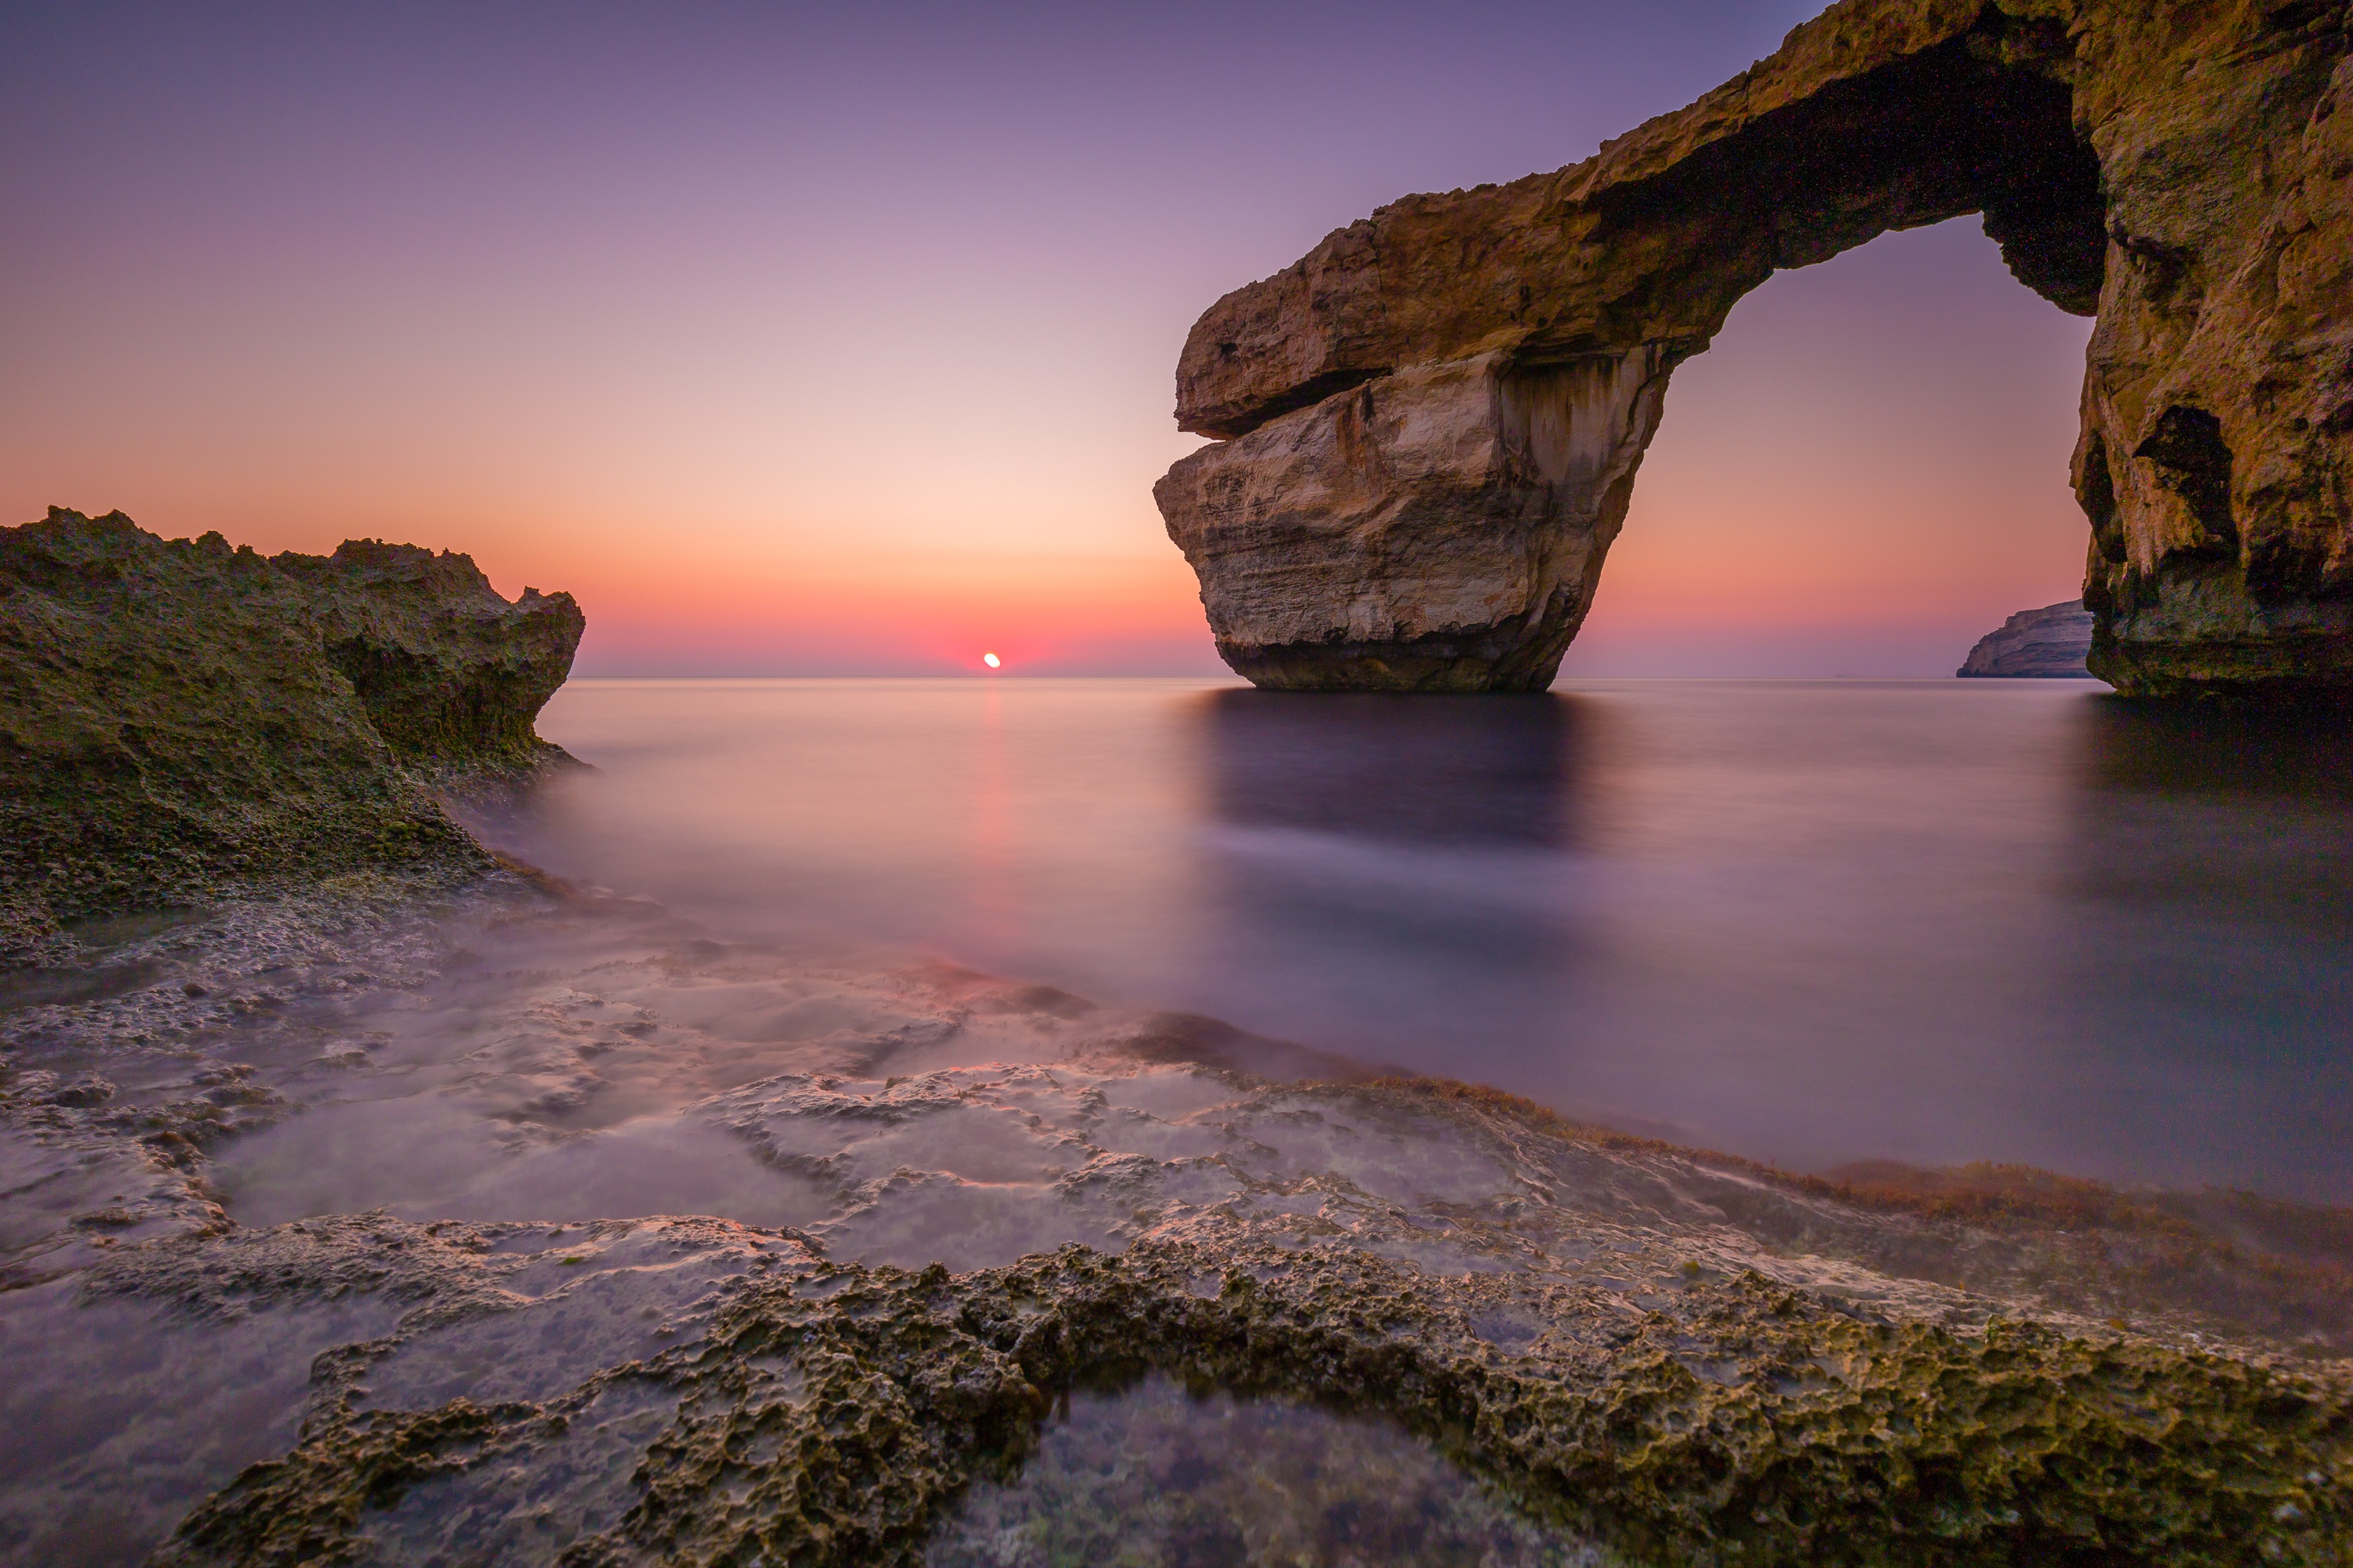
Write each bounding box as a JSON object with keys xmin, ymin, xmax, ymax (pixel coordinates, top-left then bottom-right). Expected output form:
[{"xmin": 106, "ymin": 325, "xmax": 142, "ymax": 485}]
[
  {"xmin": 0, "ymin": 508, "xmax": 582, "ymax": 955},
  {"xmin": 155, "ymin": 1245, "xmax": 2353, "ymax": 1567}
]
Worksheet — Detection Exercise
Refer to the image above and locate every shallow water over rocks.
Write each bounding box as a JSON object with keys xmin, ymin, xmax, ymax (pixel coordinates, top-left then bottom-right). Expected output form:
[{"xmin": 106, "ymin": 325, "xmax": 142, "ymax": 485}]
[
  {"xmin": 925, "ymin": 1374, "xmax": 1601, "ymax": 1567},
  {"xmin": 3, "ymin": 679, "xmax": 2351, "ymax": 1563},
  {"xmin": 492, "ymin": 677, "xmax": 2353, "ymax": 1202}
]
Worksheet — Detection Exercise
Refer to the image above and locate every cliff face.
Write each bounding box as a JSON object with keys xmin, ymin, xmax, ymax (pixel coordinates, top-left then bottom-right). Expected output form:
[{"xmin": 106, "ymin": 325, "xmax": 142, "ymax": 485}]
[
  {"xmin": 1159, "ymin": 0, "xmax": 2353, "ymax": 695},
  {"xmin": 0, "ymin": 509, "xmax": 584, "ymax": 955},
  {"xmin": 1957, "ymin": 600, "xmax": 2095, "ymax": 676},
  {"xmin": 271, "ymin": 539, "xmax": 583, "ymax": 768}
]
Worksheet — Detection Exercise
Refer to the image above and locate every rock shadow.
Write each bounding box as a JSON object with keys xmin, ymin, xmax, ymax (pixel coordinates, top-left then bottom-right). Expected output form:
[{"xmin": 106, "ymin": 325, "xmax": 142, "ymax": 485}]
[
  {"xmin": 1200, "ymin": 690, "xmax": 1586, "ymax": 851},
  {"xmin": 1177, "ymin": 692, "xmax": 1597, "ymax": 1074}
]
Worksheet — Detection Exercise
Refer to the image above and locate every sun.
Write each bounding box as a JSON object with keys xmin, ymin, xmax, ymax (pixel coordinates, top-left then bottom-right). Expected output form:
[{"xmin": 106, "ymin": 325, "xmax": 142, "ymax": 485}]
[{"xmin": 982, "ymin": 652, "xmax": 1001, "ymax": 669}]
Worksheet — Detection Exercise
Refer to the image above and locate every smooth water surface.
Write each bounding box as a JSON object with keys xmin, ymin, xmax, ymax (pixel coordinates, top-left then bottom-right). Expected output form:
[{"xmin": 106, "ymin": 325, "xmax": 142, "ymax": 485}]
[{"xmin": 497, "ymin": 678, "xmax": 2353, "ymax": 1202}]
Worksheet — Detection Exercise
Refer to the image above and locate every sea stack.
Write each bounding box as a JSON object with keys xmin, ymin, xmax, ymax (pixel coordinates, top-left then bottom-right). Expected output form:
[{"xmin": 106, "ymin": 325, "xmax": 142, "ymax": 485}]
[
  {"xmin": 1158, "ymin": 0, "xmax": 2353, "ymax": 698},
  {"xmin": 1957, "ymin": 601, "xmax": 2096, "ymax": 678}
]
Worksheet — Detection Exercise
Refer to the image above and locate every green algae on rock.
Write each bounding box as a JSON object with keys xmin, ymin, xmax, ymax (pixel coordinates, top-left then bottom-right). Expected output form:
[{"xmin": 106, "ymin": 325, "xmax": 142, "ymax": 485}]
[
  {"xmin": 144, "ymin": 1237, "xmax": 2353, "ymax": 1568},
  {"xmin": 269, "ymin": 538, "xmax": 583, "ymax": 771},
  {"xmin": 0, "ymin": 508, "xmax": 583, "ymax": 960}
]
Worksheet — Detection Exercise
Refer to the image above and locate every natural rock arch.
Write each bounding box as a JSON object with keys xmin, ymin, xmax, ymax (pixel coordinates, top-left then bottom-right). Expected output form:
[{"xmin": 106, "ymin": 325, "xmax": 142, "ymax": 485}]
[{"xmin": 1155, "ymin": 0, "xmax": 2353, "ymax": 695}]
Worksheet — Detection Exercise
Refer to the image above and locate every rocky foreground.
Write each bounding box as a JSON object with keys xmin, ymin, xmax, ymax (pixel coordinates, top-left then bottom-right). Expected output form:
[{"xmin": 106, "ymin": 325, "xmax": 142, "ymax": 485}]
[
  {"xmin": 3, "ymin": 507, "xmax": 2350, "ymax": 1565},
  {"xmin": 1158, "ymin": 0, "xmax": 2353, "ymax": 696},
  {"xmin": 4, "ymin": 882, "xmax": 2351, "ymax": 1566}
]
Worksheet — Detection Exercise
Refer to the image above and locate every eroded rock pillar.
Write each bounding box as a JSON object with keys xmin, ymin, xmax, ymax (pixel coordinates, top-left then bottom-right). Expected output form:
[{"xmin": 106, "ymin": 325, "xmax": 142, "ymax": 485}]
[
  {"xmin": 1156, "ymin": 346, "xmax": 1677, "ymax": 692},
  {"xmin": 2074, "ymin": 39, "xmax": 2353, "ymax": 697}
]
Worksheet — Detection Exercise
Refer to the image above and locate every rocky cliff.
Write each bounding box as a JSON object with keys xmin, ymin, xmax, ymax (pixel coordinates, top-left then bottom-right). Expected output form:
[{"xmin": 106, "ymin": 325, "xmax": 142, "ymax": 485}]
[
  {"xmin": 1158, "ymin": 0, "xmax": 2353, "ymax": 696},
  {"xmin": 0, "ymin": 509, "xmax": 584, "ymax": 956},
  {"xmin": 1957, "ymin": 599, "xmax": 2095, "ymax": 675}
]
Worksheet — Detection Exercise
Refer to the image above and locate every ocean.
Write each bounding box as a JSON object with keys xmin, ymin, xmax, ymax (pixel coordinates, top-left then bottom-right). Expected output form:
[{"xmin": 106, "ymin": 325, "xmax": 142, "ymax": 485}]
[
  {"xmin": 494, "ymin": 675, "xmax": 2353, "ymax": 1204},
  {"xmin": 6, "ymin": 674, "xmax": 2350, "ymax": 1565}
]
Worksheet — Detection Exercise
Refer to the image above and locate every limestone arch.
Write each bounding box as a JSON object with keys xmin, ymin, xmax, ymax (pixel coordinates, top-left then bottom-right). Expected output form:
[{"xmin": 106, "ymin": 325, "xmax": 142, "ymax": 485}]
[
  {"xmin": 1157, "ymin": 1, "xmax": 2353, "ymax": 695},
  {"xmin": 1565, "ymin": 216, "xmax": 2096, "ymax": 676}
]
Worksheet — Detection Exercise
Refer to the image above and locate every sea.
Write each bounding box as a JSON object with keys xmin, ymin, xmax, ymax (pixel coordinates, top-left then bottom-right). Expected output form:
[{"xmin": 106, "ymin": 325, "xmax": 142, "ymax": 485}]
[
  {"xmin": 5, "ymin": 674, "xmax": 2350, "ymax": 1565},
  {"xmin": 498, "ymin": 675, "xmax": 2353, "ymax": 1204}
]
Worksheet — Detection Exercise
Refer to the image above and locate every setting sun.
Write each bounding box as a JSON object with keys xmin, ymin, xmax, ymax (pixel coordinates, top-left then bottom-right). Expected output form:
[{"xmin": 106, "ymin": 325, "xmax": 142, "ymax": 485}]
[{"xmin": 981, "ymin": 652, "xmax": 1001, "ymax": 669}]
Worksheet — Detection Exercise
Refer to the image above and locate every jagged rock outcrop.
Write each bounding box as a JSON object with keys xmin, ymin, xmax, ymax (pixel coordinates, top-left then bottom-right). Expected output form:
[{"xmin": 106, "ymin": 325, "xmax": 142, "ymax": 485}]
[
  {"xmin": 0, "ymin": 509, "xmax": 583, "ymax": 955},
  {"xmin": 271, "ymin": 539, "xmax": 584, "ymax": 767},
  {"xmin": 1957, "ymin": 599, "xmax": 2095, "ymax": 675},
  {"xmin": 1158, "ymin": 0, "xmax": 2353, "ymax": 695}
]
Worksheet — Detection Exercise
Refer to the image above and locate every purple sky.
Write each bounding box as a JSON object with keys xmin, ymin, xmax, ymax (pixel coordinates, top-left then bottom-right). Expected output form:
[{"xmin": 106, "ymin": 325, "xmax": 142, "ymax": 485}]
[{"xmin": 4, "ymin": 2, "xmax": 2093, "ymax": 676}]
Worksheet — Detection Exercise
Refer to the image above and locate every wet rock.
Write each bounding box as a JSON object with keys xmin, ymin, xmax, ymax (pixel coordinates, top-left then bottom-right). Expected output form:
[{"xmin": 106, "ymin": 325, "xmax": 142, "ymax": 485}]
[
  {"xmin": 0, "ymin": 509, "xmax": 582, "ymax": 958},
  {"xmin": 1159, "ymin": 0, "xmax": 2353, "ymax": 698},
  {"xmin": 1956, "ymin": 601, "xmax": 2095, "ymax": 677},
  {"xmin": 139, "ymin": 1234, "xmax": 2353, "ymax": 1568},
  {"xmin": 0, "ymin": 1278, "xmax": 409, "ymax": 1565},
  {"xmin": 9, "ymin": 884, "xmax": 2350, "ymax": 1564}
]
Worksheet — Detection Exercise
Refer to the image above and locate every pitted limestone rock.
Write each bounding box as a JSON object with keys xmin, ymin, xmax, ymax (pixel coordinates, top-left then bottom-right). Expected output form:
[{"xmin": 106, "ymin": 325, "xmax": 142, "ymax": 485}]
[{"xmin": 141, "ymin": 1237, "xmax": 2353, "ymax": 1568}]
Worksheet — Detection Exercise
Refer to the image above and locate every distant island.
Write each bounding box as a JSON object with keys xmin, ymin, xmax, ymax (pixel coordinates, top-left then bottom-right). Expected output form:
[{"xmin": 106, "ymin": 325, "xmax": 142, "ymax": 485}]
[{"xmin": 1956, "ymin": 601, "xmax": 2096, "ymax": 679}]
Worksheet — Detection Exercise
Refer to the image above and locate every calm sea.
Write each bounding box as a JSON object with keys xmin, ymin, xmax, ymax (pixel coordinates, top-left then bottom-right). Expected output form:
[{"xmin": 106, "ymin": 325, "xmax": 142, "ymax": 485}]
[
  {"xmin": 492, "ymin": 677, "xmax": 2353, "ymax": 1204},
  {"xmin": 8, "ymin": 674, "xmax": 2350, "ymax": 1566}
]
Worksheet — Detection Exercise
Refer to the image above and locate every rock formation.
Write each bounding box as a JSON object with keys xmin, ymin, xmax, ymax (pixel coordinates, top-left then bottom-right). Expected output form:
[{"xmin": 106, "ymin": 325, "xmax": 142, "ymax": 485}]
[
  {"xmin": 1158, "ymin": 0, "xmax": 2353, "ymax": 695},
  {"xmin": 0, "ymin": 508, "xmax": 583, "ymax": 955},
  {"xmin": 1957, "ymin": 599, "xmax": 2096, "ymax": 675},
  {"xmin": 15, "ymin": 904, "xmax": 2349, "ymax": 1565}
]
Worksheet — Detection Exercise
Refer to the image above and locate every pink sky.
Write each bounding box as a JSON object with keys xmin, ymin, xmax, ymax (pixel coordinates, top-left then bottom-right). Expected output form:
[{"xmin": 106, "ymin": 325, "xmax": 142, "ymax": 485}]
[{"xmin": 4, "ymin": 2, "xmax": 2093, "ymax": 679}]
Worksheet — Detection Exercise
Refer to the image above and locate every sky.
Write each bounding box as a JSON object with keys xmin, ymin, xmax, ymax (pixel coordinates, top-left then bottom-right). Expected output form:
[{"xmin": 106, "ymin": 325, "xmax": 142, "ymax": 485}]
[{"xmin": 3, "ymin": 1, "xmax": 2094, "ymax": 678}]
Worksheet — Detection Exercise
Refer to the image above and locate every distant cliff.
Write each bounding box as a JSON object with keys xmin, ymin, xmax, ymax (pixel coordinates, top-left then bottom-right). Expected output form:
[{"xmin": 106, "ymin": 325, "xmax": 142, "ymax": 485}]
[
  {"xmin": 1957, "ymin": 601, "xmax": 2095, "ymax": 679},
  {"xmin": 0, "ymin": 509, "xmax": 583, "ymax": 957}
]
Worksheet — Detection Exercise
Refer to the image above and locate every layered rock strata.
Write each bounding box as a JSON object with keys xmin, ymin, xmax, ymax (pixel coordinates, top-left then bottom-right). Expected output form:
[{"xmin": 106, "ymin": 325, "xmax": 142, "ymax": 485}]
[
  {"xmin": 1158, "ymin": 0, "xmax": 2353, "ymax": 695},
  {"xmin": 1957, "ymin": 599, "xmax": 2095, "ymax": 675},
  {"xmin": 0, "ymin": 508, "xmax": 583, "ymax": 956}
]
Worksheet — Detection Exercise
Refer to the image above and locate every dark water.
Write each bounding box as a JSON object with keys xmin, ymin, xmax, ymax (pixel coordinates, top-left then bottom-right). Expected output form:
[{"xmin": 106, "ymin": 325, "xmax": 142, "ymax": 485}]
[
  {"xmin": 498, "ymin": 677, "xmax": 2353, "ymax": 1203},
  {"xmin": 926, "ymin": 1374, "xmax": 1592, "ymax": 1567}
]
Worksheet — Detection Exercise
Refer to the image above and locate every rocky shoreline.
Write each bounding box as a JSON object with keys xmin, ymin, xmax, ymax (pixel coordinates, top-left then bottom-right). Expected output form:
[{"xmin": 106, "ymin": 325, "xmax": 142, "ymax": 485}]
[
  {"xmin": 3, "ymin": 869, "xmax": 2347, "ymax": 1565},
  {"xmin": 3, "ymin": 509, "xmax": 2350, "ymax": 1565},
  {"xmin": 0, "ymin": 509, "xmax": 582, "ymax": 962}
]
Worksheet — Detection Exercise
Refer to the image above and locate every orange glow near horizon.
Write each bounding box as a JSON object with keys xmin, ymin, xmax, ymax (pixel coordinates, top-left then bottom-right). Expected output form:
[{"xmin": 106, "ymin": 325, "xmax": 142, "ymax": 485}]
[
  {"xmin": 544, "ymin": 546, "xmax": 1217, "ymax": 675},
  {"xmin": 8, "ymin": 216, "xmax": 2091, "ymax": 680},
  {"xmin": 5, "ymin": 7, "xmax": 2112, "ymax": 680}
]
